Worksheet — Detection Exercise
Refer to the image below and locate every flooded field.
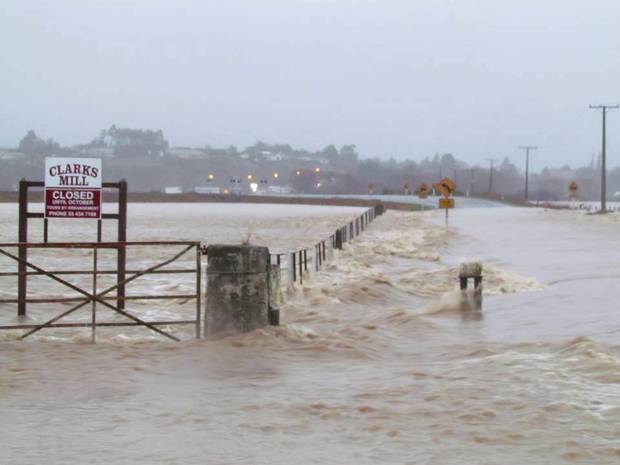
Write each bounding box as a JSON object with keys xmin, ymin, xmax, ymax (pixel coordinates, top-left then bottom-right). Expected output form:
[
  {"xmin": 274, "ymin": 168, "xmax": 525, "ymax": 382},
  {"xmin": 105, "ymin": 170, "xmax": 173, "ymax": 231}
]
[{"xmin": 1, "ymin": 203, "xmax": 619, "ymax": 464}]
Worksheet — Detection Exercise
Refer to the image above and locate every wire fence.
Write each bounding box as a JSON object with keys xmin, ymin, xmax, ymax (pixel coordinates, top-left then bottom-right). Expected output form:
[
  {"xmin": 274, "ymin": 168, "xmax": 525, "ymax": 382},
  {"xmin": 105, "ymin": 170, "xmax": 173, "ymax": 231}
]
[
  {"xmin": 269, "ymin": 204, "xmax": 384, "ymax": 287},
  {"xmin": 0, "ymin": 204, "xmax": 386, "ymax": 341}
]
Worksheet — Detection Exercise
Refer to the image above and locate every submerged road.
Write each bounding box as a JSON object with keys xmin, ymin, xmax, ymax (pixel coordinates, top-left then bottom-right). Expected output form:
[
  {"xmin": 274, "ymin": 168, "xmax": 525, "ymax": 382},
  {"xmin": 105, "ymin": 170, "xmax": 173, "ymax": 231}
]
[{"xmin": 0, "ymin": 204, "xmax": 618, "ymax": 465}]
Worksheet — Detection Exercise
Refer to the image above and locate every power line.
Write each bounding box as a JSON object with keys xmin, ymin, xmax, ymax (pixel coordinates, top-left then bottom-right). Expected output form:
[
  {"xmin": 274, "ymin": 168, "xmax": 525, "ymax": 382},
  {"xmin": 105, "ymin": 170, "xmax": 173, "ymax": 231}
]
[
  {"xmin": 485, "ymin": 158, "xmax": 499, "ymax": 194},
  {"xmin": 518, "ymin": 146, "xmax": 538, "ymax": 201},
  {"xmin": 589, "ymin": 105, "xmax": 619, "ymax": 212}
]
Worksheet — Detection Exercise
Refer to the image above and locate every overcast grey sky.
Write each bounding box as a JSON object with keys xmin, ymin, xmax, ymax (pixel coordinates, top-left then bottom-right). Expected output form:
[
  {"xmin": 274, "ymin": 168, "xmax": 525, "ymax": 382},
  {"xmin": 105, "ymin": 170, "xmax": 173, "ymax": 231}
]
[{"xmin": 1, "ymin": 0, "xmax": 619, "ymax": 168}]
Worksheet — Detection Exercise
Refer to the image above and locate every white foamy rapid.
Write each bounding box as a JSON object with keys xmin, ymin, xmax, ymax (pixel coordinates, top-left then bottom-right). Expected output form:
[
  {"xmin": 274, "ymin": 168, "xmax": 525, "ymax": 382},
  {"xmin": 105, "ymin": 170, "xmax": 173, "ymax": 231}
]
[{"xmin": 1, "ymin": 203, "xmax": 619, "ymax": 465}]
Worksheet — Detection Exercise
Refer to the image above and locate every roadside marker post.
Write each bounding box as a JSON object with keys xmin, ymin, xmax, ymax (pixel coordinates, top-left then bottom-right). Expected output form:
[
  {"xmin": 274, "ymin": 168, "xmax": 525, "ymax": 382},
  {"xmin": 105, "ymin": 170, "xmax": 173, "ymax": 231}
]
[
  {"xmin": 418, "ymin": 183, "xmax": 429, "ymax": 211},
  {"xmin": 568, "ymin": 181, "xmax": 579, "ymax": 208}
]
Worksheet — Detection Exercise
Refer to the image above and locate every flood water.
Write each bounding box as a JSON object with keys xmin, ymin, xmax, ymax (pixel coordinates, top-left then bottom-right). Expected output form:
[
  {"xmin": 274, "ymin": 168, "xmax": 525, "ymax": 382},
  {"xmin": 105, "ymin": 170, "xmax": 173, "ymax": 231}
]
[{"xmin": 1, "ymin": 203, "xmax": 619, "ymax": 464}]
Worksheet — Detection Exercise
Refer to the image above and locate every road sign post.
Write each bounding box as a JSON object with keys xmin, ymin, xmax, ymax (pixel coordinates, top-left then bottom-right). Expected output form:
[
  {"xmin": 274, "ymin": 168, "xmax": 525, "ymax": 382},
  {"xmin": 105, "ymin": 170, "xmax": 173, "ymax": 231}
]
[
  {"xmin": 418, "ymin": 183, "xmax": 429, "ymax": 211},
  {"xmin": 432, "ymin": 177, "xmax": 456, "ymax": 226},
  {"xmin": 569, "ymin": 181, "xmax": 578, "ymax": 202},
  {"xmin": 418, "ymin": 183, "xmax": 429, "ymax": 199}
]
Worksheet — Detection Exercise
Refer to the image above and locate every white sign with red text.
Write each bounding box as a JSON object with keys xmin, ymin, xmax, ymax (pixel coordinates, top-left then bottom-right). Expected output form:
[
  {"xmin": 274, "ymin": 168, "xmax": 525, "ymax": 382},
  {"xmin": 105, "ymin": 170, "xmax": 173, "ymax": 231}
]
[{"xmin": 44, "ymin": 158, "xmax": 102, "ymax": 219}]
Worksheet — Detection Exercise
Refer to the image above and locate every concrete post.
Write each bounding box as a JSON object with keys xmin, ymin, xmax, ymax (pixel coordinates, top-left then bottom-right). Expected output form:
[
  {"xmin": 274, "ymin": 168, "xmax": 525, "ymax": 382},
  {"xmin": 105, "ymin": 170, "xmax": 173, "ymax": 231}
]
[
  {"xmin": 459, "ymin": 262, "xmax": 483, "ymax": 310},
  {"xmin": 205, "ymin": 245, "xmax": 270, "ymax": 337}
]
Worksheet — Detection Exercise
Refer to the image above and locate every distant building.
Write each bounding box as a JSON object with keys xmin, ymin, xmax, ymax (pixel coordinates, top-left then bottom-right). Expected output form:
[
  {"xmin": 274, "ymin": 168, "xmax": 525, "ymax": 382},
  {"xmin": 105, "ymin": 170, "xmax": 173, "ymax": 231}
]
[
  {"xmin": 166, "ymin": 147, "xmax": 205, "ymax": 159},
  {"xmin": 80, "ymin": 147, "xmax": 114, "ymax": 158},
  {"xmin": 0, "ymin": 150, "xmax": 24, "ymax": 161},
  {"xmin": 164, "ymin": 186, "xmax": 183, "ymax": 194},
  {"xmin": 267, "ymin": 185, "xmax": 293, "ymax": 194},
  {"xmin": 194, "ymin": 186, "xmax": 221, "ymax": 194},
  {"xmin": 266, "ymin": 152, "xmax": 286, "ymax": 162}
]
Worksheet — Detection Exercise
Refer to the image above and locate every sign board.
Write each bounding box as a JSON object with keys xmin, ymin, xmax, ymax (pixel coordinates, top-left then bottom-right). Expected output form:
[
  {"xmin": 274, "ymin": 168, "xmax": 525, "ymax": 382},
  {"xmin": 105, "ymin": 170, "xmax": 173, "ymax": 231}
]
[
  {"xmin": 439, "ymin": 198, "xmax": 455, "ymax": 209},
  {"xmin": 433, "ymin": 177, "xmax": 457, "ymax": 197},
  {"xmin": 45, "ymin": 158, "xmax": 102, "ymax": 219},
  {"xmin": 418, "ymin": 183, "xmax": 429, "ymax": 199},
  {"xmin": 568, "ymin": 181, "xmax": 578, "ymax": 200}
]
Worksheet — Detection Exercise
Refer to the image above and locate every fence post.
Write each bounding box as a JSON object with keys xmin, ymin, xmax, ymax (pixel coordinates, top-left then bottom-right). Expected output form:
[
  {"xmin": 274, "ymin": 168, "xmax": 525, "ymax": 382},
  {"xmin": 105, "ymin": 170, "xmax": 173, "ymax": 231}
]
[
  {"xmin": 195, "ymin": 245, "xmax": 202, "ymax": 338},
  {"xmin": 91, "ymin": 247, "xmax": 98, "ymax": 343},
  {"xmin": 289, "ymin": 252, "xmax": 295, "ymax": 286},
  {"xmin": 18, "ymin": 179, "xmax": 27, "ymax": 317},
  {"xmin": 335, "ymin": 229, "xmax": 343, "ymax": 250},
  {"xmin": 268, "ymin": 264, "xmax": 282, "ymax": 326},
  {"xmin": 117, "ymin": 179, "xmax": 128, "ymax": 310}
]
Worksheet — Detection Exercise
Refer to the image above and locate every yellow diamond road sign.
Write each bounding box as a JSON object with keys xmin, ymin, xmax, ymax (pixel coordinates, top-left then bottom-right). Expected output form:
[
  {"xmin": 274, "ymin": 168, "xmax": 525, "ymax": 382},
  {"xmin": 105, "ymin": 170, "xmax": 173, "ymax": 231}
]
[
  {"xmin": 418, "ymin": 183, "xmax": 429, "ymax": 198},
  {"xmin": 433, "ymin": 177, "xmax": 456, "ymax": 198}
]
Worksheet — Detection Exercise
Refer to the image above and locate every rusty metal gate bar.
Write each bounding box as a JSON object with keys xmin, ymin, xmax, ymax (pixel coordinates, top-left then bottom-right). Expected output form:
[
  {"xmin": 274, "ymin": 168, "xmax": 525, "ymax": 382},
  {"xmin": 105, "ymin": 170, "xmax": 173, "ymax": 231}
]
[
  {"xmin": 0, "ymin": 243, "xmax": 193, "ymax": 340},
  {"xmin": 0, "ymin": 241, "xmax": 201, "ymax": 341}
]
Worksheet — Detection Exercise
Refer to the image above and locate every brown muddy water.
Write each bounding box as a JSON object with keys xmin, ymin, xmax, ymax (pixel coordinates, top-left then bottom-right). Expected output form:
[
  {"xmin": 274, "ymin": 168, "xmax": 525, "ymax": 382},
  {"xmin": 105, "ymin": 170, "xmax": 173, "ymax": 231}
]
[{"xmin": 1, "ymin": 203, "xmax": 619, "ymax": 465}]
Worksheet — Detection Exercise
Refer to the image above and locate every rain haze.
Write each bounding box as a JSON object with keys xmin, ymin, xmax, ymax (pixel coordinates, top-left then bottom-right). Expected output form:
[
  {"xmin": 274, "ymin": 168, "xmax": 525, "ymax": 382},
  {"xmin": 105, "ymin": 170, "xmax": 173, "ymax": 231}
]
[
  {"xmin": 2, "ymin": 0, "xmax": 620, "ymax": 166},
  {"xmin": 3, "ymin": 3, "xmax": 620, "ymax": 465}
]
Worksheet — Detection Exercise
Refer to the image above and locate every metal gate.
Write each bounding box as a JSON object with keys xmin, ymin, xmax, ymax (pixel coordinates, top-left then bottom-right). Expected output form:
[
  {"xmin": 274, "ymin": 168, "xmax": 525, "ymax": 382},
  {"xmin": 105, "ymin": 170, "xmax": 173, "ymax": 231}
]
[{"xmin": 0, "ymin": 241, "xmax": 202, "ymax": 341}]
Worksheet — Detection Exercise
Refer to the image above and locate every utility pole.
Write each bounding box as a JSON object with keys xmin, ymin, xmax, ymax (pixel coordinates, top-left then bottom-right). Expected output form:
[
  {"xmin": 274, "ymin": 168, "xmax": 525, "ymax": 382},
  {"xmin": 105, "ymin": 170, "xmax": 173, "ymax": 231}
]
[
  {"xmin": 518, "ymin": 146, "xmax": 537, "ymax": 201},
  {"xmin": 485, "ymin": 158, "xmax": 499, "ymax": 194},
  {"xmin": 589, "ymin": 105, "xmax": 619, "ymax": 212},
  {"xmin": 469, "ymin": 168, "xmax": 475, "ymax": 196}
]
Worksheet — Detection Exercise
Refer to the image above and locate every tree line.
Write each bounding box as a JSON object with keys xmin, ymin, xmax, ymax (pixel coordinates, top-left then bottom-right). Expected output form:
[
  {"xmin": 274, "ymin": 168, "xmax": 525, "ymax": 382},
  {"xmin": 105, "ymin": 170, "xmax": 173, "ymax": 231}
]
[{"xmin": 1, "ymin": 127, "xmax": 617, "ymax": 201}]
